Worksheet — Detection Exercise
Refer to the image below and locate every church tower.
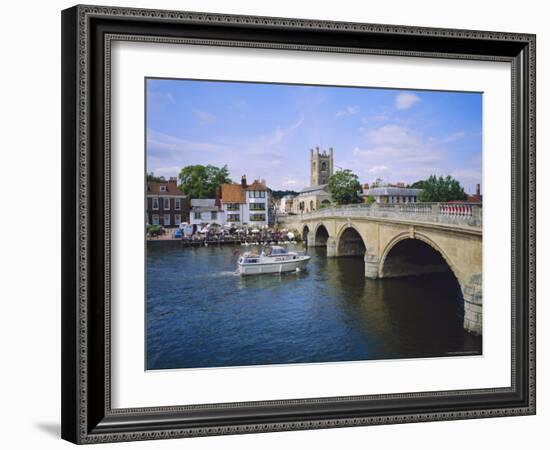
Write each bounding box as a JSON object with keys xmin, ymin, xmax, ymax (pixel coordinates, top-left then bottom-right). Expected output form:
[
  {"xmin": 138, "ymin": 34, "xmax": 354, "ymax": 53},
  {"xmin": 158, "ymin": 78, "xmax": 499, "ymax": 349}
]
[{"xmin": 310, "ymin": 146, "xmax": 334, "ymax": 187}]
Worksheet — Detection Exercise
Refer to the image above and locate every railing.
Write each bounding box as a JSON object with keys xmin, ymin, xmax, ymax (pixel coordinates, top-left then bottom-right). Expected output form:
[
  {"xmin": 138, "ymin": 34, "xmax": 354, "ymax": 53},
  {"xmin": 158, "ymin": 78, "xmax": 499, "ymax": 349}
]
[{"xmin": 277, "ymin": 202, "xmax": 482, "ymax": 229}]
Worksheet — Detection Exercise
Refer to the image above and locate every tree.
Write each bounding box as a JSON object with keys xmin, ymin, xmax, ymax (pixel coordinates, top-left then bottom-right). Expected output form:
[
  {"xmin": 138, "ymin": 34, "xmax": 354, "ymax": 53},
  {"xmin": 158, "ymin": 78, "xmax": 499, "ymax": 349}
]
[
  {"xmin": 416, "ymin": 175, "xmax": 468, "ymax": 202},
  {"xmin": 146, "ymin": 172, "xmax": 166, "ymax": 182},
  {"xmin": 328, "ymin": 170, "xmax": 362, "ymax": 205},
  {"xmin": 408, "ymin": 180, "xmax": 426, "ymax": 189},
  {"xmin": 365, "ymin": 195, "xmax": 376, "ymax": 205},
  {"xmin": 177, "ymin": 164, "xmax": 231, "ymax": 198},
  {"xmin": 270, "ymin": 189, "xmax": 299, "ymax": 199}
]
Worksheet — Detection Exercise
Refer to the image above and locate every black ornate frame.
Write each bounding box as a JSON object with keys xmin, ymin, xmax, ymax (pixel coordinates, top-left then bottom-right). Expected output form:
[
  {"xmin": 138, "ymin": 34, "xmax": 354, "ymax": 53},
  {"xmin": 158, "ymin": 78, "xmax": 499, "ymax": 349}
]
[{"xmin": 61, "ymin": 4, "xmax": 536, "ymax": 444}]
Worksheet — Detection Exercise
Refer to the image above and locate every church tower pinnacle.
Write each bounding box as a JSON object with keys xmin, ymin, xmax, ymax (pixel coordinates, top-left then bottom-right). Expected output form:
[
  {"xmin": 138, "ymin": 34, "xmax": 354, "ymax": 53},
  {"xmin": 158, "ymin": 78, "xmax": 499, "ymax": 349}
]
[{"xmin": 310, "ymin": 146, "xmax": 334, "ymax": 187}]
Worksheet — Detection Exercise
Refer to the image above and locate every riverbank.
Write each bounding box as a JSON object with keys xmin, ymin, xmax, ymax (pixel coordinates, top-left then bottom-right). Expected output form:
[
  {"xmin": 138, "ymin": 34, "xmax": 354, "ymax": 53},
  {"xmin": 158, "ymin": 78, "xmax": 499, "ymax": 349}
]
[{"xmin": 147, "ymin": 229, "xmax": 302, "ymax": 247}]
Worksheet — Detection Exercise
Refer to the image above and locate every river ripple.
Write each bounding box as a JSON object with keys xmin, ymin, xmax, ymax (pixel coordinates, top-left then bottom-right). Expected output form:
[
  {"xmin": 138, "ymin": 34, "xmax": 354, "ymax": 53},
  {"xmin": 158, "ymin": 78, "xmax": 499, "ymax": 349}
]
[{"xmin": 146, "ymin": 242, "xmax": 481, "ymax": 370}]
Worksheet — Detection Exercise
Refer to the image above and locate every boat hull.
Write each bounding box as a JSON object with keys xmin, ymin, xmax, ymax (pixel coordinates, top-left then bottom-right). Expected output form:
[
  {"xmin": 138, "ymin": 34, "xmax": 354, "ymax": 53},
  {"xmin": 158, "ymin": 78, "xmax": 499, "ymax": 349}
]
[{"xmin": 238, "ymin": 256, "xmax": 310, "ymax": 275}]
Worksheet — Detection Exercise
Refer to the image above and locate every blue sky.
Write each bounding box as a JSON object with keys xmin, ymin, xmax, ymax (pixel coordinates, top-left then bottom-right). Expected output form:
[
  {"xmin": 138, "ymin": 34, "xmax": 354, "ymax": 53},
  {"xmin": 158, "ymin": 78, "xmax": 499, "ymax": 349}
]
[{"xmin": 146, "ymin": 78, "xmax": 482, "ymax": 193}]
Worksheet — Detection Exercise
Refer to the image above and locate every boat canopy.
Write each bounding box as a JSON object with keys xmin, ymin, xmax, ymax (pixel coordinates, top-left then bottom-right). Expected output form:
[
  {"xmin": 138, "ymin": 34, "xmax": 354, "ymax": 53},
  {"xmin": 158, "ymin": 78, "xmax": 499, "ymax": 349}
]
[{"xmin": 269, "ymin": 246, "xmax": 287, "ymax": 255}]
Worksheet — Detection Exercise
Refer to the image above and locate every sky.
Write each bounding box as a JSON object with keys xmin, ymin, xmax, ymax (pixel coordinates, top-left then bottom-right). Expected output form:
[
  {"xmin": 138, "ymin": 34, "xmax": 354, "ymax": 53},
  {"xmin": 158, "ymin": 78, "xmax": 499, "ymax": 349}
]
[{"xmin": 146, "ymin": 78, "xmax": 482, "ymax": 194}]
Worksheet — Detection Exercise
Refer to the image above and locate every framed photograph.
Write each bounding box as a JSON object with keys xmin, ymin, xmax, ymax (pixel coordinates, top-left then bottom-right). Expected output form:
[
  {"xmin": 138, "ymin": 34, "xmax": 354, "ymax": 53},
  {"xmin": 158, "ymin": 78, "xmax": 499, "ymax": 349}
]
[{"xmin": 61, "ymin": 5, "xmax": 536, "ymax": 444}]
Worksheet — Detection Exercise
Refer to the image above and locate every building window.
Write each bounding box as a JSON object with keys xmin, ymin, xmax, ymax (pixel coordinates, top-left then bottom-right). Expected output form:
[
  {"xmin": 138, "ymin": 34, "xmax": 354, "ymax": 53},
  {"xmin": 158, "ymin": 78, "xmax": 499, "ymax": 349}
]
[
  {"xmin": 227, "ymin": 214, "xmax": 240, "ymax": 222},
  {"xmin": 211, "ymin": 211, "xmax": 217, "ymax": 220},
  {"xmin": 174, "ymin": 214, "xmax": 181, "ymax": 226},
  {"xmin": 163, "ymin": 198, "xmax": 170, "ymax": 210},
  {"xmin": 160, "ymin": 185, "xmax": 167, "ymax": 192},
  {"xmin": 163, "ymin": 214, "xmax": 170, "ymax": 226},
  {"xmin": 249, "ymin": 214, "xmax": 265, "ymax": 222},
  {"xmin": 195, "ymin": 211, "xmax": 202, "ymax": 220},
  {"xmin": 249, "ymin": 203, "xmax": 265, "ymax": 211},
  {"xmin": 321, "ymin": 161, "xmax": 327, "ymax": 171},
  {"xmin": 226, "ymin": 203, "xmax": 239, "ymax": 211},
  {"xmin": 175, "ymin": 198, "xmax": 181, "ymax": 210},
  {"xmin": 152, "ymin": 198, "xmax": 159, "ymax": 210},
  {"xmin": 152, "ymin": 214, "xmax": 159, "ymax": 225}
]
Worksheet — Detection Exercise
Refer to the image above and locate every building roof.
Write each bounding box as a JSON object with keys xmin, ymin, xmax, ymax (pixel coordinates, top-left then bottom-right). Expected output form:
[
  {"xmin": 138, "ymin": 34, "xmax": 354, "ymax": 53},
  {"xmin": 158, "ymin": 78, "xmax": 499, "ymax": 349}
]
[
  {"xmin": 298, "ymin": 184, "xmax": 329, "ymax": 195},
  {"xmin": 147, "ymin": 179, "xmax": 186, "ymax": 196},
  {"xmin": 467, "ymin": 194, "xmax": 483, "ymax": 203},
  {"xmin": 363, "ymin": 187, "xmax": 422, "ymax": 197},
  {"xmin": 191, "ymin": 199, "xmax": 217, "ymax": 208},
  {"xmin": 245, "ymin": 179, "xmax": 268, "ymax": 191},
  {"xmin": 221, "ymin": 183, "xmax": 246, "ymax": 204}
]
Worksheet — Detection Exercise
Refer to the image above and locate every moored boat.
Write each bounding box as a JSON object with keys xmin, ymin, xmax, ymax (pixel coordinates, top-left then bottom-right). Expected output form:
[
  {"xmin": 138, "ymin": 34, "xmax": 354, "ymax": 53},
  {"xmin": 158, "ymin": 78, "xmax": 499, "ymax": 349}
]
[{"xmin": 237, "ymin": 246, "xmax": 310, "ymax": 275}]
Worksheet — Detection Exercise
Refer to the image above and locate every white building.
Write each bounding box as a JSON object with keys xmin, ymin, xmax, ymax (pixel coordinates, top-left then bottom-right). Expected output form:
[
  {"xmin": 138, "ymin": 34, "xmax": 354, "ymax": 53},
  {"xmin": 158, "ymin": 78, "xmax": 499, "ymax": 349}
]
[
  {"xmin": 189, "ymin": 199, "xmax": 221, "ymax": 225},
  {"xmin": 278, "ymin": 194, "xmax": 295, "ymax": 214},
  {"xmin": 292, "ymin": 185, "xmax": 332, "ymax": 214},
  {"xmin": 362, "ymin": 186, "xmax": 422, "ymax": 204},
  {"xmin": 218, "ymin": 176, "xmax": 270, "ymax": 227},
  {"xmin": 243, "ymin": 179, "xmax": 270, "ymax": 226},
  {"xmin": 189, "ymin": 176, "xmax": 271, "ymax": 228}
]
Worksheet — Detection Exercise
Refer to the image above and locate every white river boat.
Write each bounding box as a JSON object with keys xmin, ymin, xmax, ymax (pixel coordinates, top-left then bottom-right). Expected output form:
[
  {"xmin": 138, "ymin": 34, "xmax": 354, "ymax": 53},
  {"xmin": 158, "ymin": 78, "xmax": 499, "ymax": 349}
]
[{"xmin": 237, "ymin": 246, "xmax": 311, "ymax": 275}]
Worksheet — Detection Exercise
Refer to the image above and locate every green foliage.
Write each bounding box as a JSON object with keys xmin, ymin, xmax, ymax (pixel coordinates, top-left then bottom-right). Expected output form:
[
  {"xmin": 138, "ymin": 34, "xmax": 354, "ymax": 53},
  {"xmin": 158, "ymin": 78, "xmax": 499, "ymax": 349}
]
[
  {"xmin": 147, "ymin": 224, "xmax": 163, "ymax": 235},
  {"xmin": 328, "ymin": 170, "xmax": 362, "ymax": 205},
  {"xmin": 147, "ymin": 172, "xmax": 166, "ymax": 182},
  {"xmin": 365, "ymin": 195, "xmax": 376, "ymax": 205},
  {"xmin": 416, "ymin": 175, "xmax": 468, "ymax": 202},
  {"xmin": 178, "ymin": 164, "xmax": 231, "ymax": 198},
  {"xmin": 270, "ymin": 190, "xmax": 299, "ymax": 199},
  {"xmin": 408, "ymin": 180, "xmax": 426, "ymax": 189}
]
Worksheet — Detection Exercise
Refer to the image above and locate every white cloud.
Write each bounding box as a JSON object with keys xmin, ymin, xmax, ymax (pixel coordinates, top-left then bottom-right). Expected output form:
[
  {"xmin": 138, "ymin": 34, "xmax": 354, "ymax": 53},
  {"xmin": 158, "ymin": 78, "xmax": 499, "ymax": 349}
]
[
  {"xmin": 255, "ymin": 116, "xmax": 304, "ymax": 149},
  {"xmin": 148, "ymin": 91, "xmax": 176, "ymax": 105},
  {"xmin": 147, "ymin": 129, "xmax": 229, "ymax": 156},
  {"xmin": 368, "ymin": 165, "xmax": 391, "ymax": 175},
  {"xmin": 395, "ymin": 92, "xmax": 420, "ymax": 110},
  {"xmin": 351, "ymin": 124, "xmax": 448, "ymax": 184},
  {"xmin": 193, "ymin": 109, "xmax": 217, "ymax": 125},
  {"xmin": 147, "ymin": 116, "xmax": 306, "ymax": 190},
  {"xmin": 428, "ymin": 131, "xmax": 466, "ymax": 145},
  {"xmin": 146, "ymin": 91, "xmax": 177, "ymax": 113},
  {"xmin": 335, "ymin": 105, "xmax": 359, "ymax": 118}
]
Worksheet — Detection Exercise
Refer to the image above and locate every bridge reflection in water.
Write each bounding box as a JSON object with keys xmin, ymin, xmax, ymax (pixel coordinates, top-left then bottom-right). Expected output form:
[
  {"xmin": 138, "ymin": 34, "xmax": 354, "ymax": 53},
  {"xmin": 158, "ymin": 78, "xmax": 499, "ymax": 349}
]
[
  {"xmin": 280, "ymin": 202, "xmax": 483, "ymax": 336},
  {"xmin": 146, "ymin": 243, "xmax": 481, "ymax": 370}
]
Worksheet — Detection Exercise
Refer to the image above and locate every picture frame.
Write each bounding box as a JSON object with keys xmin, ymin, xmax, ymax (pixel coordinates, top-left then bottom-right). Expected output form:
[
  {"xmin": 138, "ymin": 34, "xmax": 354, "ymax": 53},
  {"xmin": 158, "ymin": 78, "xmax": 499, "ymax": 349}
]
[{"xmin": 61, "ymin": 4, "xmax": 536, "ymax": 444}]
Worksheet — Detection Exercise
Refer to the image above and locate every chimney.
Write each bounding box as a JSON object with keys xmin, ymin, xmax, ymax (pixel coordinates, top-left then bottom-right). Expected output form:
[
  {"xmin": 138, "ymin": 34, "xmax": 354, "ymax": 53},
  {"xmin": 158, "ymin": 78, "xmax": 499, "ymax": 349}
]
[
  {"xmin": 261, "ymin": 179, "xmax": 266, "ymax": 186},
  {"xmin": 476, "ymin": 183, "xmax": 480, "ymax": 196},
  {"xmin": 168, "ymin": 177, "xmax": 177, "ymax": 184},
  {"xmin": 241, "ymin": 175, "xmax": 247, "ymax": 188}
]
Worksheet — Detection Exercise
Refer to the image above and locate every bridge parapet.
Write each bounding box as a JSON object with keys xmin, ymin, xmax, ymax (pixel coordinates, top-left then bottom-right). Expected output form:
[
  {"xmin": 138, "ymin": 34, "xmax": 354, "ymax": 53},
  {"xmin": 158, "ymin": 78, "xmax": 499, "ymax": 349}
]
[{"xmin": 278, "ymin": 202, "xmax": 482, "ymax": 229}]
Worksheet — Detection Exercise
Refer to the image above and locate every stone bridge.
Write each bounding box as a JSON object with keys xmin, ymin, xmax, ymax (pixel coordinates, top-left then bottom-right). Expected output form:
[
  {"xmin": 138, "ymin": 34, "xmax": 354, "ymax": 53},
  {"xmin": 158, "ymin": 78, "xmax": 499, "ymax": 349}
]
[{"xmin": 277, "ymin": 203, "xmax": 482, "ymax": 335}]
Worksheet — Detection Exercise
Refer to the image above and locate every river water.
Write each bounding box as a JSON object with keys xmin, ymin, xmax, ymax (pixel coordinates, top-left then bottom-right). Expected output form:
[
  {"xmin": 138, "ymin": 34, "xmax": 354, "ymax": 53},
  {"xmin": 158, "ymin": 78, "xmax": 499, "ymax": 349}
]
[{"xmin": 146, "ymin": 242, "xmax": 481, "ymax": 370}]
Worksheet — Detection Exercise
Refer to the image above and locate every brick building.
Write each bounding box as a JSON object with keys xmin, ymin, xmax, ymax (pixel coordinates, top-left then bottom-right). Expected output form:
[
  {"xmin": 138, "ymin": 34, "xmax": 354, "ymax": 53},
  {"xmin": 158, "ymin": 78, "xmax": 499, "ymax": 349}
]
[{"xmin": 146, "ymin": 177, "xmax": 190, "ymax": 227}]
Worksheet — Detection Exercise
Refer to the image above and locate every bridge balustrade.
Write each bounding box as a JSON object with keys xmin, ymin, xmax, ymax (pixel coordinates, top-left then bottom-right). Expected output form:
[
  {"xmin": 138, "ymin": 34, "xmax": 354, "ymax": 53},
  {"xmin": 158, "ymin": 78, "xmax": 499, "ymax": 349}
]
[{"xmin": 278, "ymin": 202, "xmax": 482, "ymax": 228}]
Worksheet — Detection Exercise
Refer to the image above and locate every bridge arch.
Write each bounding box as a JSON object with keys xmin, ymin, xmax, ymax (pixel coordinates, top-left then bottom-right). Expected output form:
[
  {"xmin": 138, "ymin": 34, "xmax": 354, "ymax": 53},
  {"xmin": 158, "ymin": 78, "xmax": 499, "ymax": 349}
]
[
  {"xmin": 336, "ymin": 223, "xmax": 367, "ymax": 257},
  {"xmin": 313, "ymin": 223, "xmax": 330, "ymax": 247},
  {"xmin": 302, "ymin": 225, "xmax": 310, "ymax": 245},
  {"xmin": 379, "ymin": 232, "xmax": 462, "ymax": 286}
]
